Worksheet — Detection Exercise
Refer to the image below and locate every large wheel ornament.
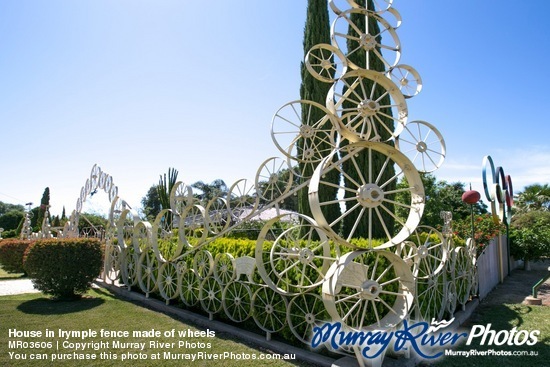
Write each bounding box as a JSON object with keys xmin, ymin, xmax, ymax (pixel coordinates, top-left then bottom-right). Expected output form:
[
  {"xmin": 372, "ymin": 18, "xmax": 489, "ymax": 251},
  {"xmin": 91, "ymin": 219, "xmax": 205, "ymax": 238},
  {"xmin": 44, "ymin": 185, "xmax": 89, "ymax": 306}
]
[
  {"xmin": 256, "ymin": 214, "xmax": 337, "ymax": 295},
  {"xmin": 327, "ymin": 70, "xmax": 407, "ymax": 142},
  {"xmin": 322, "ymin": 250, "xmax": 414, "ymax": 330},
  {"xmin": 309, "ymin": 141, "xmax": 424, "ymax": 249}
]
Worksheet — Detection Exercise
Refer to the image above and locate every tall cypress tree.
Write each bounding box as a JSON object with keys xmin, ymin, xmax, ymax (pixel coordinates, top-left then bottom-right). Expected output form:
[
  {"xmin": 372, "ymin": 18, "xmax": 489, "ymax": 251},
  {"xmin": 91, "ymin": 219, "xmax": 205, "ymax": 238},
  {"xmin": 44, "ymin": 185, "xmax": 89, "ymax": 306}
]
[
  {"xmin": 341, "ymin": 0, "xmax": 396, "ymax": 240},
  {"xmin": 299, "ymin": 0, "xmax": 340, "ymax": 228},
  {"xmin": 35, "ymin": 187, "xmax": 50, "ymax": 231}
]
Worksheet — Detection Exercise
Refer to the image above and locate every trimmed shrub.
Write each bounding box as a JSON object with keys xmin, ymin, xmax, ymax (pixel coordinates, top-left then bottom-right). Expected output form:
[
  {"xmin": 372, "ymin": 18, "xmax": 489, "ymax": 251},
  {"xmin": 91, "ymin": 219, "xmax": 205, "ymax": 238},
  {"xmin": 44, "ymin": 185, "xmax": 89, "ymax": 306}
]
[
  {"xmin": 23, "ymin": 238, "xmax": 104, "ymax": 300},
  {"xmin": 0, "ymin": 239, "xmax": 32, "ymax": 274}
]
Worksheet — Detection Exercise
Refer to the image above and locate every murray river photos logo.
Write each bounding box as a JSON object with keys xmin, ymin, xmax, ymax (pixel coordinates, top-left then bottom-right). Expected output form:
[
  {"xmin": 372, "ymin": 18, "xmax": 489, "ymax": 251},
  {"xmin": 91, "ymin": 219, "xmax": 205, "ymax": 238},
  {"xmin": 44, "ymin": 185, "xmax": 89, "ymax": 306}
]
[{"xmin": 310, "ymin": 319, "xmax": 540, "ymax": 359}]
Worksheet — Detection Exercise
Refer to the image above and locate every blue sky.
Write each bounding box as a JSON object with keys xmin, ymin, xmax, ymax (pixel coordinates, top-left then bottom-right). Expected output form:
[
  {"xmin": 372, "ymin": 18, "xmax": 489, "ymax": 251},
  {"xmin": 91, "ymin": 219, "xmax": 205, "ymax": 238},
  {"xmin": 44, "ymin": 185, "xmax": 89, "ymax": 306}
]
[{"xmin": 1, "ymin": 0, "xmax": 549, "ymax": 217}]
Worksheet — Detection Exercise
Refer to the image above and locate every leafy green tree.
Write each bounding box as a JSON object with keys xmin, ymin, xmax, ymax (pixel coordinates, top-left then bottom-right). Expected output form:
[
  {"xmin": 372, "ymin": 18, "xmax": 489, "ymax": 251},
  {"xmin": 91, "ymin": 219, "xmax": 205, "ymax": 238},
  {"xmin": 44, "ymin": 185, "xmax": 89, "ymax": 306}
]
[
  {"xmin": 395, "ymin": 174, "xmax": 487, "ymax": 229},
  {"xmin": 35, "ymin": 187, "xmax": 50, "ymax": 231},
  {"xmin": 141, "ymin": 185, "xmax": 162, "ymax": 221},
  {"xmin": 299, "ymin": 0, "xmax": 340, "ymax": 227},
  {"xmin": 0, "ymin": 202, "xmax": 25, "ymax": 216},
  {"xmin": 510, "ymin": 211, "xmax": 550, "ymax": 269},
  {"xmin": 191, "ymin": 179, "xmax": 228, "ymax": 205},
  {"xmin": 341, "ymin": 0, "xmax": 395, "ymax": 239},
  {"xmin": 514, "ymin": 184, "xmax": 550, "ymax": 213}
]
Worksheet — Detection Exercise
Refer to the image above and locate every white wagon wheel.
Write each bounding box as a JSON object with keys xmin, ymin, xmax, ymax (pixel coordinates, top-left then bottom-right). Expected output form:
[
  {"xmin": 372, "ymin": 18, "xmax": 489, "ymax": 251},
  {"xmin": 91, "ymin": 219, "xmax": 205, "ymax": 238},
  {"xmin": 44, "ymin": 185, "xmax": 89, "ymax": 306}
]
[
  {"xmin": 120, "ymin": 247, "xmax": 139, "ymax": 288},
  {"xmin": 193, "ymin": 249, "xmax": 214, "ymax": 280},
  {"xmin": 178, "ymin": 268, "xmax": 200, "ymax": 307},
  {"xmin": 199, "ymin": 277, "xmax": 224, "ymax": 316},
  {"xmin": 222, "ymin": 281, "xmax": 253, "ymax": 323},
  {"xmin": 213, "ymin": 253, "xmax": 236, "ymax": 285},
  {"xmin": 117, "ymin": 208, "xmax": 136, "ymax": 249},
  {"xmin": 170, "ymin": 181, "xmax": 194, "ymax": 216},
  {"xmin": 205, "ymin": 197, "xmax": 230, "ymax": 235},
  {"xmin": 179, "ymin": 204, "xmax": 207, "ymax": 247},
  {"xmin": 395, "ymin": 120, "xmax": 446, "ymax": 173},
  {"xmin": 104, "ymin": 241, "xmax": 121, "ymax": 282},
  {"xmin": 322, "ymin": 250, "xmax": 415, "ymax": 330},
  {"xmin": 132, "ymin": 221, "xmax": 152, "ymax": 253},
  {"xmin": 329, "ymin": 0, "xmax": 394, "ymax": 15},
  {"xmin": 414, "ymin": 272, "xmax": 447, "ymax": 322},
  {"xmin": 137, "ymin": 248, "xmax": 159, "ymax": 297},
  {"xmin": 255, "ymin": 214, "xmax": 337, "ymax": 295},
  {"xmin": 252, "ymin": 286, "xmax": 289, "ymax": 336},
  {"xmin": 327, "ymin": 69, "xmax": 407, "ymax": 142},
  {"xmin": 453, "ymin": 246, "xmax": 472, "ymax": 309},
  {"xmin": 445, "ymin": 280, "xmax": 457, "ymax": 318},
  {"xmin": 331, "ymin": 9, "xmax": 401, "ymax": 71},
  {"xmin": 305, "ymin": 43, "xmax": 348, "ymax": 83},
  {"xmin": 386, "ymin": 64, "xmax": 422, "ymax": 99},
  {"xmin": 270, "ymin": 100, "xmax": 339, "ymax": 179},
  {"xmin": 255, "ymin": 157, "xmax": 294, "ymax": 203},
  {"xmin": 309, "ymin": 141, "xmax": 425, "ymax": 249},
  {"xmin": 157, "ymin": 261, "xmax": 181, "ymax": 303},
  {"xmin": 408, "ymin": 226, "xmax": 448, "ymax": 278},
  {"xmin": 287, "ymin": 293, "xmax": 330, "ymax": 344},
  {"xmin": 228, "ymin": 179, "xmax": 259, "ymax": 221},
  {"xmin": 89, "ymin": 164, "xmax": 101, "ymax": 191},
  {"xmin": 153, "ymin": 209, "xmax": 184, "ymax": 261}
]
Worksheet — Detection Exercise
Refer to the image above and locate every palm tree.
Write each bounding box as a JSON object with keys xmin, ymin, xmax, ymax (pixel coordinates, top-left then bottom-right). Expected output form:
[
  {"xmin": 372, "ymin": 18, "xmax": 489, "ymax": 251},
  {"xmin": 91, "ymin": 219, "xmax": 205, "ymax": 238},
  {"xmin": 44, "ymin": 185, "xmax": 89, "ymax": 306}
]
[{"xmin": 514, "ymin": 184, "xmax": 550, "ymax": 213}]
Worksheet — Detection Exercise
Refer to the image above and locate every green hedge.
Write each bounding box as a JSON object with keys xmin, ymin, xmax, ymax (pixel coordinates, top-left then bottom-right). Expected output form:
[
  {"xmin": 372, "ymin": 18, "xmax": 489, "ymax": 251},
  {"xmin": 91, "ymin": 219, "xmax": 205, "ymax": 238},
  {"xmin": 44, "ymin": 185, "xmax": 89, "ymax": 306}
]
[
  {"xmin": 0, "ymin": 239, "xmax": 32, "ymax": 274},
  {"xmin": 23, "ymin": 238, "xmax": 104, "ymax": 300}
]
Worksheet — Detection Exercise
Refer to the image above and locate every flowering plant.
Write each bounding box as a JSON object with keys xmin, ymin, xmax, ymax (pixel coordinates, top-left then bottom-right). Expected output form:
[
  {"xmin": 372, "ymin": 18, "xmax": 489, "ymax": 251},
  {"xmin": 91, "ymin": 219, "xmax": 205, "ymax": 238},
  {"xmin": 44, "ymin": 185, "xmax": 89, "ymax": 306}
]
[{"xmin": 453, "ymin": 213, "xmax": 505, "ymax": 256}]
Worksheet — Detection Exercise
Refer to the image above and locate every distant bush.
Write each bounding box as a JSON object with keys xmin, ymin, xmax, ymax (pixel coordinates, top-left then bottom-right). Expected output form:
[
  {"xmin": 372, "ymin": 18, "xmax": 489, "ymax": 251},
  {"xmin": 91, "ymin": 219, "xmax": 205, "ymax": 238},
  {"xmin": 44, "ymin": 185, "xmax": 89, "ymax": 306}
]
[
  {"xmin": 23, "ymin": 238, "xmax": 104, "ymax": 300},
  {"xmin": 0, "ymin": 239, "xmax": 32, "ymax": 274}
]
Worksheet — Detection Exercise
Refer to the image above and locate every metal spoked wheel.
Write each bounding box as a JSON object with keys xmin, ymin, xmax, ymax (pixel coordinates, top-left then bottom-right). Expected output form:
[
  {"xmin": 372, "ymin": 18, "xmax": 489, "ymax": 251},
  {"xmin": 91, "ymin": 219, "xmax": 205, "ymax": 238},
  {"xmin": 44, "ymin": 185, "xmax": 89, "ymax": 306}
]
[
  {"xmin": 153, "ymin": 209, "xmax": 184, "ymax": 261},
  {"xmin": 104, "ymin": 242, "xmax": 121, "ymax": 282},
  {"xmin": 256, "ymin": 214, "xmax": 337, "ymax": 295},
  {"xmin": 309, "ymin": 141, "xmax": 425, "ymax": 249},
  {"xmin": 213, "ymin": 253, "xmax": 236, "ymax": 285},
  {"xmin": 222, "ymin": 281, "xmax": 253, "ymax": 323},
  {"xmin": 453, "ymin": 246, "xmax": 472, "ymax": 309},
  {"xmin": 120, "ymin": 247, "xmax": 139, "ymax": 288},
  {"xmin": 395, "ymin": 120, "xmax": 446, "ymax": 173},
  {"xmin": 287, "ymin": 293, "xmax": 330, "ymax": 344},
  {"xmin": 408, "ymin": 226, "xmax": 448, "ymax": 278},
  {"xmin": 179, "ymin": 205, "xmax": 207, "ymax": 247},
  {"xmin": 255, "ymin": 157, "xmax": 294, "ymax": 203},
  {"xmin": 178, "ymin": 268, "xmax": 200, "ymax": 307},
  {"xmin": 305, "ymin": 43, "xmax": 348, "ymax": 83},
  {"xmin": 445, "ymin": 280, "xmax": 457, "ymax": 318},
  {"xmin": 157, "ymin": 261, "xmax": 181, "ymax": 303},
  {"xmin": 329, "ymin": 0, "xmax": 394, "ymax": 15},
  {"xmin": 252, "ymin": 286, "xmax": 289, "ymax": 337},
  {"xmin": 415, "ymin": 272, "xmax": 446, "ymax": 322},
  {"xmin": 386, "ymin": 64, "xmax": 422, "ymax": 98},
  {"xmin": 270, "ymin": 100, "xmax": 339, "ymax": 179},
  {"xmin": 199, "ymin": 277, "xmax": 223, "ymax": 316},
  {"xmin": 228, "ymin": 179, "xmax": 259, "ymax": 221},
  {"xmin": 322, "ymin": 250, "xmax": 415, "ymax": 330},
  {"xmin": 327, "ymin": 69, "xmax": 407, "ymax": 142},
  {"xmin": 331, "ymin": 9, "xmax": 401, "ymax": 70},
  {"xmin": 137, "ymin": 248, "xmax": 159, "ymax": 297},
  {"xmin": 205, "ymin": 197, "xmax": 230, "ymax": 235},
  {"xmin": 132, "ymin": 221, "xmax": 152, "ymax": 253},
  {"xmin": 170, "ymin": 181, "xmax": 194, "ymax": 216},
  {"xmin": 193, "ymin": 249, "xmax": 214, "ymax": 280}
]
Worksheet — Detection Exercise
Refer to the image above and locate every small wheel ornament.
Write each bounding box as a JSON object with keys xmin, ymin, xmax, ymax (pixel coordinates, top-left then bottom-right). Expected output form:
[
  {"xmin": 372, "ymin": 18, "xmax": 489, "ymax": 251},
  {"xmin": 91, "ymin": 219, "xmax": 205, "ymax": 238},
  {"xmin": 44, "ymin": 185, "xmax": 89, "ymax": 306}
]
[{"xmin": 305, "ymin": 43, "xmax": 348, "ymax": 83}]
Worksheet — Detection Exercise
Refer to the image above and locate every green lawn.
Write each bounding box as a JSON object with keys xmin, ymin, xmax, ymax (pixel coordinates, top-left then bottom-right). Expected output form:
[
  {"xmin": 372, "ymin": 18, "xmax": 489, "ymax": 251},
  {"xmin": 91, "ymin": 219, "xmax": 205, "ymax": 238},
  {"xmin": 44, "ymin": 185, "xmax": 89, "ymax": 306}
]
[
  {"xmin": 0, "ymin": 289, "xmax": 312, "ymax": 367},
  {"xmin": 0, "ymin": 265, "xmax": 24, "ymax": 279},
  {"xmin": 426, "ymin": 303, "xmax": 550, "ymax": 367}
]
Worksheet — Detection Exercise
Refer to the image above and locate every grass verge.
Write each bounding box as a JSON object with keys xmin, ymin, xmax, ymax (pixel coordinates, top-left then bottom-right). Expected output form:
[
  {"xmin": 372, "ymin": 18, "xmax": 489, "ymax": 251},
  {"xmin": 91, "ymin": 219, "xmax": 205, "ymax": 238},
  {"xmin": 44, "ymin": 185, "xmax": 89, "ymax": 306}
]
[
  {"xmin": 0, "ymin": 265, "xmax": 24, "ymax": 279},
  {"xmin": 426, "ymin": 302, "xmax": 550, "ymax": 367},
  {"xmin": 0, "ymin": 288, "xmax": 311, "ymax": 367}
]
